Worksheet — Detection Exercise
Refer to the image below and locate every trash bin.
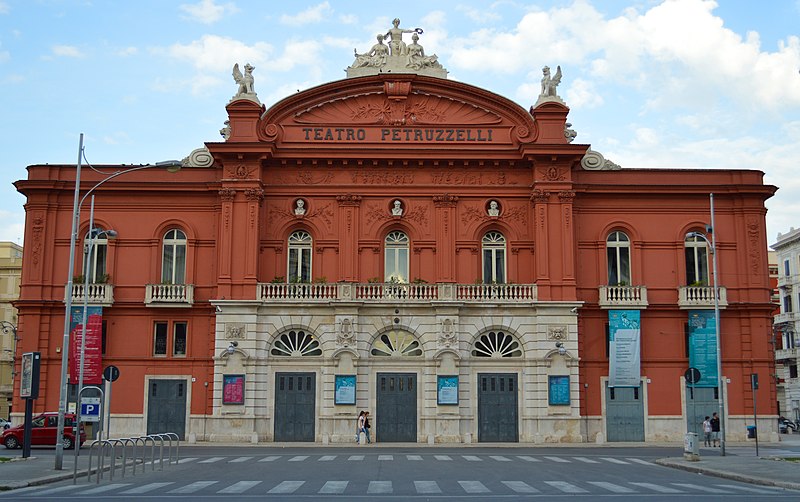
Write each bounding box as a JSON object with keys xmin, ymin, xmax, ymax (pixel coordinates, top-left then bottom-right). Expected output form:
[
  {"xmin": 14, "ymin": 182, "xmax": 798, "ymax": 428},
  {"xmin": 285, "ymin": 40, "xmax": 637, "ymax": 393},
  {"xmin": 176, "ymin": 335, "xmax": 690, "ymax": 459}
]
[{"xmin": 747, "ymin": 425, "xmax": 757, "ymax": 439}]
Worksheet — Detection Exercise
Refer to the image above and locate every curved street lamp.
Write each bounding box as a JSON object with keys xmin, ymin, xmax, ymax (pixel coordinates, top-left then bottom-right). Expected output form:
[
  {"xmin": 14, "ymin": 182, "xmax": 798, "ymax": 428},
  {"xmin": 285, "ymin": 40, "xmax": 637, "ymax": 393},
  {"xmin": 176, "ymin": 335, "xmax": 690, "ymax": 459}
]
[
  {"xmin": 55, "ymin": 133, "xmax": 182, "ymax": 469},
  {"xmin": 685, "ymin": 193, "xmax": 725, "ymax": 456}
]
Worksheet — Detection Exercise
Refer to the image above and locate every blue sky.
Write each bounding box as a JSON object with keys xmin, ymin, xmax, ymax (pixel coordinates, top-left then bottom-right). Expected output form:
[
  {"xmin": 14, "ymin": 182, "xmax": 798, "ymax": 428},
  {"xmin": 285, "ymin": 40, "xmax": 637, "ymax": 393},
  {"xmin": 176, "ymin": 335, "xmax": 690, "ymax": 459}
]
[{"xmin": 1, "ymin": 0, "xmax": 799, "ymax": 245}]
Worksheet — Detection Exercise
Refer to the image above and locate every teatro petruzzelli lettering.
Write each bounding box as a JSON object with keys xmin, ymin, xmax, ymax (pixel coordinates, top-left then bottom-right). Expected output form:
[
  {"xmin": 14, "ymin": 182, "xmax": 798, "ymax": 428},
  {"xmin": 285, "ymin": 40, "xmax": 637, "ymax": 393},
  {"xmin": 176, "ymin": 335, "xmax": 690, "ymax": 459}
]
[{"xmin": 301, "ymin": 127, "xmax": 495, "ymax": 142}]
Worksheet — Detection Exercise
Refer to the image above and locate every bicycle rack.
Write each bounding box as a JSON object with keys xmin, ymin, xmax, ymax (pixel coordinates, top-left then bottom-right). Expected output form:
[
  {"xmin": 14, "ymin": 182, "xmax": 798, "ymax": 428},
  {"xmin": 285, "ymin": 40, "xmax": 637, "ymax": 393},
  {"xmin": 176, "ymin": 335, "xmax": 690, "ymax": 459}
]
[{"xmin": 86, "ymin": 432, "xmax": 180, "ymax": 483}]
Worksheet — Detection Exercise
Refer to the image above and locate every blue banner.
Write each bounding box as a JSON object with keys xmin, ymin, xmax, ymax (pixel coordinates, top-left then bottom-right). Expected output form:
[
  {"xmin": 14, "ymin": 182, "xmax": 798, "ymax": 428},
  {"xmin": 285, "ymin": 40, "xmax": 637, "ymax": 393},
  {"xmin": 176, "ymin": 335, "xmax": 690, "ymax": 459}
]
[
  {"xmin": 688, "ymin": 310, "xmax": 718, "ymax": 387},
  {"xmin": 609, "ymin": 310, "xmax": 641, "ymax": 387}
]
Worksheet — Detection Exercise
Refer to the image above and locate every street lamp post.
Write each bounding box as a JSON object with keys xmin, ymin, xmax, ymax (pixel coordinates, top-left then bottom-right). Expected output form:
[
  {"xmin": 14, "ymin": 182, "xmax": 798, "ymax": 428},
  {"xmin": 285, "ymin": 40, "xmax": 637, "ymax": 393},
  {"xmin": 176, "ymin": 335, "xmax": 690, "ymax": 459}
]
[
  {"xmin": 685, "ymin": 192, "xmax": 726, "ymax": 456},
  {"xmin": 54, "ymin": 133, "xmax": 181, "ymax": 470}
]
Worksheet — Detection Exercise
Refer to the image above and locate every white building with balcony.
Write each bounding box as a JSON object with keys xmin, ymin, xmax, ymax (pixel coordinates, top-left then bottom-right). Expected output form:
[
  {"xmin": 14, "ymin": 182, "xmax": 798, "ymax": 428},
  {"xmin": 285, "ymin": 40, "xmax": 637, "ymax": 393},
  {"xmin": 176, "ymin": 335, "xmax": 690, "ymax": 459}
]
[{"xmin": 773, "ymin": 228, "xmax": 800, "ymax": 422}]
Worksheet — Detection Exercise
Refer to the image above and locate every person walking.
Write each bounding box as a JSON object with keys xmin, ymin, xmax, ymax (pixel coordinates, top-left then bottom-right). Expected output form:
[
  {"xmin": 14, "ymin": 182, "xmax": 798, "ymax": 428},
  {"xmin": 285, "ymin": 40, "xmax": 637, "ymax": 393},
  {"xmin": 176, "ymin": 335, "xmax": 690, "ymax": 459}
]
[
  {"xmin": 363, "ymin": 411, "xmax": 372, "ymax": 444},
  {"xmin": 710, "ymin": 412, "xmax": 721, "ymax": 447},
  {"xmin": 355, "ymin": 411, "xmax": 365, "ymax": 444},
  {"xmin": 702, "ymin": 416, "xmax": 712, "ymax": 447}
]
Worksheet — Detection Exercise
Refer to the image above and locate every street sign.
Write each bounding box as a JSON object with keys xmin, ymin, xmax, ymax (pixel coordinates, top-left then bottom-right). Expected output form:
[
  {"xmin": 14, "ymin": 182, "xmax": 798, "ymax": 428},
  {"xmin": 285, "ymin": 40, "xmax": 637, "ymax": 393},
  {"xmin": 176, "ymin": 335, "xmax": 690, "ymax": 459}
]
[
  {"xmin": 103, "ymin": 365, "xmax": 120, "ymax": 382},
  {"xmin": 684, "ymin": 367, "xmax": 701, "ymax": 385},
  {"xmin": 81, "ymin": 397, "xmax": 101, "ymax": 423}
]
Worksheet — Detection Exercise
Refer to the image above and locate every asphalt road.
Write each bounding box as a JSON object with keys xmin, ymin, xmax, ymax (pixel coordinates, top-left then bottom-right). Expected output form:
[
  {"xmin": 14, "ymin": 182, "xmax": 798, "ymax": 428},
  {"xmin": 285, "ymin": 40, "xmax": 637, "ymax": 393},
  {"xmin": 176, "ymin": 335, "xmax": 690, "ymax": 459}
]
[{"xmin": 3, "ymin": 445, "xmax": 799, "ymax": 501}]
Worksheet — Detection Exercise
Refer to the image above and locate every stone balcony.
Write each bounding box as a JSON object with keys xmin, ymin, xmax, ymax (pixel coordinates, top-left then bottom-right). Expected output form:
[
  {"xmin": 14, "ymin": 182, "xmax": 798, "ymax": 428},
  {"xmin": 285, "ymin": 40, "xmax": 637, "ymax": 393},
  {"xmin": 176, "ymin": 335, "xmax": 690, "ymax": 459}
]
[
  {"xmin": 257, "ymin": 282, "xmax": 538, "ymax": 303},
  {"xmin": 598, "ymin": 285, "xmax": 648, "ymax": 309},
  {"xmin": 145, "ymin": 284, "xmax": 194, "ymax": 307},
  {"xmin": 65, "ymin": 283, "xmax": 114, "ymax": 306},
  {"xmin": 775, "ymin": 347, "xmax": 799, "ymax": 361},
  {"xmin": 775, "ymin": 312, "xmax": 799, "ymax": 325},
  {"xmin": 677, "ymin": 285, "xmax": 728, "ymax": 309}
]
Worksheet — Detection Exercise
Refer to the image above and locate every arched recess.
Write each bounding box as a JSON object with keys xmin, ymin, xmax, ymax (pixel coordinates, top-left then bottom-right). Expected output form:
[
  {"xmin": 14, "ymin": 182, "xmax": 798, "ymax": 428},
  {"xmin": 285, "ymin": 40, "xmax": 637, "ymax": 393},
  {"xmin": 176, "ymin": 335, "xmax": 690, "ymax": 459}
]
[
  {"xmin": 149, "ymin": 219, "xmax": 199, "ymax": 285},
  {"xmin": 78, "ymin": 217, "xmax": 117, "ymax": 283},
  {"xmin": 270, "ymin": 328, "xmax": 323, "ymax": 357},
  {"xmin": 470, "ymin": 328, "xmax": 524, "ymax": 359},
  {"xmin": 370, "ymin": 327, "xmax": 424, "ymax": 357},
  {"xmin": 597, "ymin": 222, "xmax": 640, "ymax": 287}
]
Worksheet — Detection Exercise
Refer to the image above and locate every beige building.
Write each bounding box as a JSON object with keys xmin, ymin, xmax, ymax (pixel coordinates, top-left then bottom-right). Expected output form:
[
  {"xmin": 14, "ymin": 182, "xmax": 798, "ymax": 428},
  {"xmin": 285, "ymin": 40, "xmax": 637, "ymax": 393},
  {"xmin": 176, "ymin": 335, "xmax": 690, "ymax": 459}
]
[{"xmin": 0, "ymin": 242, "xmax": 22, "ymax": 419}]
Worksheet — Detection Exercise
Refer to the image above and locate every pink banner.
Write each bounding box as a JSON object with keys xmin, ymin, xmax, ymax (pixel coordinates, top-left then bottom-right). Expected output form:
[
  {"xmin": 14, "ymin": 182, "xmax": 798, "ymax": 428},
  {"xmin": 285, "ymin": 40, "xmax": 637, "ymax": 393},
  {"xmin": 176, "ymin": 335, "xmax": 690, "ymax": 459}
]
[{"xmin": 70, "ymin": 306, "xmax": 103, "ymax": 385}]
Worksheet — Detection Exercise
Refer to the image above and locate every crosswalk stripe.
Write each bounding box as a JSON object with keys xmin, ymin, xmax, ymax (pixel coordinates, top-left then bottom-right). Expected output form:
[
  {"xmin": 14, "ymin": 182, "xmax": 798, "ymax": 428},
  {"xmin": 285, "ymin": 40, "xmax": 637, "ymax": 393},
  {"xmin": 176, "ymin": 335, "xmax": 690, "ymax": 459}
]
[
  {"xmin": 378, "ymin": 454, "xmax": 393, "ymax": 461},
  {"xmin": 517, "ymin": 455, "xmax": 541, "ymax": 462},
  {"xmin": 177, "ymin": 457, "xmax": 198, "ymax": 464},
  {"xmin": 407, "ymin": 454, "xmax": 423, "ymax": 460},
  {"xmin": 259, "ymin": 455, "xmax": 281, "ymax": 462},
  {"xmin": 630, "ymin": 482, "xmax": 683, "ymax": 493},
  {"xmin": 544, "ymin": 456, "xmax": 570, "ymax": 463},
  {"xmin": 229, "ymin": 456, "xmax": 253, "ymax": 463},
  {"xmin": 168, "ymin": 481, "xmax": 219, "ymax": 493},
  {"xmin": 289, "ymin": 455, "xmax": 309, "ymax": 461},
  {"xmin": 368, "ymin": 481, "xmax": 392, "ymax": 494},
  {"xmin": 672, "ymin": 483, "xmax": 731, "ymax": 494},
  {"xmin": 490, "ymin": 455, "xmax": 511, "ymax": 462},
  {"xmin": 199, "ymin": 456, "xmax": 225, "ymax": 463},
  {"xmin": 348, "ymin": 455, "xmax": 364, "ymax": 460},
  {"xmin": 268, "ymin": 481, "xmax": 305, "ymax": 494},
  {"xmin": 545, "ymin": 481, "xmax": 589, "ymax": 493},
  {"xmin": 217, "ymin": 481, "xmax": 262, "ymax": 494},
  {"xmin": 434, "ymin": 455, "xmax": 452, "ymax": 461},
  {"xmin": 77, "ymin": 483, "xmax": 131, "ymax": 494},
  {"xmin": 502, "ymin": 481, "xmax": 539, "ymax": 493},
  {"xmin": 463, "ymin": 455, "xmax": 482, "ymax": 461},
  {"xmin": 572, "ymin": 456, "xmax": 599, "ymax": 463},
  {"xmin": 120, "ymin": 482, "xmax": 174, "ymax": 494},
  {"xmin": 625, "ymin": 457, "xmax": 652, "ymax": 465},
  {"xmin": 319, "ymin": 481, "xmax": 348, "ymax": 494},
  {"xmin": 318, "ymin": 455, "xmax": 336, "ymax": 461},
  {"xmin": 459, "ymin": 480, "xmax": 490, "ymax": 493},
  {"xmin": 415, "ymin": 481, "xmax": 441, "ymax": 493},
  {"xmin": 600, "ymin": 457, "xmax": 628, "ymax": 464},
  {"xmin": 22, "ymin": 485, "xmax": 83, "ymax": 496},
  {"xmin": 714, "ymin": 484, "xmax": 782, "ymax": 494},
  {"xmin": 588, "ymin": 481, "xmax": 636, "ymax": 493}
]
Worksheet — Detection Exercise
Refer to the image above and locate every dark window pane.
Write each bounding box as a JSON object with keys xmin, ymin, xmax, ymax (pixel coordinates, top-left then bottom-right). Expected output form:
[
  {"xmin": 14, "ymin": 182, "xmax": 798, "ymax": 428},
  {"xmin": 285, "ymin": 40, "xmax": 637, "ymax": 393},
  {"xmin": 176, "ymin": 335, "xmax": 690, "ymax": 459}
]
[
  {"xmin": 173, "ymin": 322, "xmax": 187, "ymax": 356},
  {"xmin": 154, "ymin": 322, "xmax": 167, "ymax": 355}
]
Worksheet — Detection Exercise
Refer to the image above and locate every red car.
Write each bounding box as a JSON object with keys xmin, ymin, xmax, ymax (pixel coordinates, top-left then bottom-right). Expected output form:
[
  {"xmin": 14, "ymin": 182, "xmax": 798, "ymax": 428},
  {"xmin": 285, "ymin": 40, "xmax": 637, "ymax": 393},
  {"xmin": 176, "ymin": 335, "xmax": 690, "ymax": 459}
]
[{"xmin": 2, "ymin": 412, "xmax": 86, "ymax": 449}]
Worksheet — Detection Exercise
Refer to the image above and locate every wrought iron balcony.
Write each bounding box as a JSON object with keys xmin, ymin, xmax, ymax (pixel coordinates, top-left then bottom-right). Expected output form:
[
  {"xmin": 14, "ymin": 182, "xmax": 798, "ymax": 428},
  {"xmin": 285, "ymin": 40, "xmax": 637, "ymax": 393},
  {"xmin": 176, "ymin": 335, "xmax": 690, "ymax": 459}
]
[
  {"xmin": 677, "ymin": 285, "xmax": 728, "ymax": 309},
  {"xmin": 65, "ymin": 283, "xmax": 114, "ymax": 306},
  {"xmin": 145, "ymin": 284, "xmax": 194, "ymax": 306},
  {"xmin": 257, "ymin": 282, "xmax": 537, "ymax": 303},
  {"xmin": 598, "ymin": 285, "xmax": 648, "ymax": 309}
]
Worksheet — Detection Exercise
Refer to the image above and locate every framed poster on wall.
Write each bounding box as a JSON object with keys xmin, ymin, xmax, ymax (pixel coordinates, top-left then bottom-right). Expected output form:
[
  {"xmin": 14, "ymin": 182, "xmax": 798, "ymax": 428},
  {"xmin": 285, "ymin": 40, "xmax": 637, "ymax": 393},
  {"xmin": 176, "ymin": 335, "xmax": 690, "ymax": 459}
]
[
  {"xmin": 437, "ymin": 375, "xmax": 459, "ymax": 405},
  {"xmin": 223, "ymin": 374, "xmax": 245, "ymax": 405},
  {"xmin": 335, "ymin": 375, "xmax": 356, "ymax": 405},
  {"xmin": 548, "ymin": 375, "xmax": 570, "ymax": 405}
]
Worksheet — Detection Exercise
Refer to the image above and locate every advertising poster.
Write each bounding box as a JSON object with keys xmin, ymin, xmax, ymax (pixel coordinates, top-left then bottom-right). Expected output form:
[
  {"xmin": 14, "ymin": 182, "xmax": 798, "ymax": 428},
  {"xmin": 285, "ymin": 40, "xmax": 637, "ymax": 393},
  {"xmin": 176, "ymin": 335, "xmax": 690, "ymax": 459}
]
[
  {"xmin": 437, "ymin": 375, "xmax": 459, "ymax": 405},
  {"xmin": 223, "ymin": 374, "xmax": 245, "ymax": 404},
  {"xmin": 69, "ymin": 306, "xmax": 103, "ymax": 385},
  {"xmin": 548, "ymin": 375, "xmax": 570, "ymax": 405},
  {"xmin": 608, "ymin": 309, "xmax": 641, "ymax": 387},
  {"xmin": 335, "ymin": 375, "xmax": 356, "ymax": 405},
  {"xmin": 688, "ymin": 310, "xmax": 718, "ymax": 387},
  {"xmin": 20, "ymin": 352, "xmax": 41, "ymax": 399}
]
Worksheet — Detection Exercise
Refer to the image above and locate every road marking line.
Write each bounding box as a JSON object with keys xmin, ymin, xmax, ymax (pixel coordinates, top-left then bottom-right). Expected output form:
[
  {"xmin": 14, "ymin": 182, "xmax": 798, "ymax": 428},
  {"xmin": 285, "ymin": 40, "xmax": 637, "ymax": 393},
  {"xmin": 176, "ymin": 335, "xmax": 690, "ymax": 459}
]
[
  {"xmin": 407, "ymin": 454, "xmax": 423, "ymax": 460},
  {"xmin": 177, "ymin": 457, "xmax": 198, "ymax": 463},
  {"xmin": 490, "ymin": 455, "xmax": 511, "ymax": 462},
  {"xmin": 672, "ymin": 483, "xmax": 732, "ymax": 493},
  {"xmin": 229, "ymin": 456, "xmax": 253, "ymax": 463},
  {"xmin": 378, "ymin": 455, "xmax": 393, "ymax": 461},
  {"xmin": 168, "ymin": 481, "xmax": 218, "ymax": 493},
  {"xmin": 625, "ymin": 457, "xmax": 652, "ymax": 465},
  {"xmin": 545, "ymin": 481, "xmax": 588, "ymax": 493},
  {"xmin": 434, "ymin": 455, "xmax": 452, "ymax": 461},
  {"xmin": 198, "ymin": 456, "xmax": 224, "ymax": 463},
  {"xmin": 259, "ymin": 455, "xmax": 281, "ymax": 462},
  {"xmin": 120, "ymin": 482, "xmax": 174, "ymax": 494},
  {"xmin": 319, "ymin": 481, "xmax": 348, "ymax": 494},
  {"xmin": 348, "ymin": 455, "xmax": 365, "ymax": 460},
  {"xmin": 459, "ymin": 480, "xmax": 490, "ymax": 493},
  {"xmin": 600, "ymin": 457, "xmax": 628, "ymax": 464},
  {"xmin": 415, "ymin": 481, "xmax": 441, "ymax": 493},
  {"xmin": 368, "ymin": 481, "xmax": 392, "ymax": 494},
  {"xmin": 588, "ymin": 481, "xmax": 636, "ymax": 493},
  {"xmin": 544, "ymin": 456, "xmax": 570, "ymax": 463},
  {"xmin": 289, "ymin": 455, "xmax": 309, "ymax": 461},
  {"xmin": 22, "ymin": 485, "xmax": 83, "ymax": 495},
  {"xmin": 630, "ymin": 482, "xmax": 683, "ymax": 493},
  {"xmin": 77, "ymin": 483, "xmax": 131, "ymax": 494},
  {"xmin": 268, "ymin": 481, "xmax": 305, "ymax": 494},
  {"xmin": 217, "ymin": 481, "xmax": 262, "ymax": 494},
  {"xmin": 318, "ymin": 455, "xmax": 336, "ymax": 461},
  {"xmin": 517, "ymin": 455, "xmax": 541, "ymax": 462},
  {"xmin": 502, "ymin": 481, "xmax": 539, "ymax": 493},
  {"xmin": 463, "ymin": 455, "xmax": 482, "ymax": 461}
]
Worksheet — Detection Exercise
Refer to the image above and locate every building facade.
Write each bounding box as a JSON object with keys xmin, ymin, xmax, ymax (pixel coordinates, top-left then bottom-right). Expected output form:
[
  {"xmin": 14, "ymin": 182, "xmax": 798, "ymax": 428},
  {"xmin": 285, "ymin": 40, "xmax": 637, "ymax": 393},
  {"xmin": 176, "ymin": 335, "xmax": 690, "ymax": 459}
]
[
  {"xmin": 773, "ymin": 228, "xmax": 800, "ymax": 422},
  {"xmin": 0, "ymin": 242, "xmax": 22, "ymax": 419},
  {"xmin": 13, "ymin": 42, "xmax": 777, "ymax": 444}
]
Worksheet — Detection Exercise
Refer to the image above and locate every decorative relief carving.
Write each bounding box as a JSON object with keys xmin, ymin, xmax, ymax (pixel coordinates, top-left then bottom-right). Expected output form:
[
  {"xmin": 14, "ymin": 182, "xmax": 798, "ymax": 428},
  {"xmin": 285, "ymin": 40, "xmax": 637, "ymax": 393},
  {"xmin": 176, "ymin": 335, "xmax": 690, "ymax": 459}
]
[
  {"xmin": 405, "ymin": 205, "xmax": 429, "ymax": 227},
  {"xmin": 365, "ymin": 202, "xmax": 428, "ymax": 229},
  {"xmin": 337, "ymin": 318, "xmax": 355, "ymax": 347},
  {"xmin": 273, "ymin": 171, "xmax": 334, "ymax": 185},
  {"xmin": 439, "ymin": 318, "xmax": 457, "ymax": 348},
  {"xmin": 336, "ymin": 194, "xmax": 363, "ymax": 206},
  {"xmin": 226, "ymin": 323, "xmax": 246, "ymax": 340},
  {"xmin": 539, "ymin": 165, "xmax": 565, "ymax": 182},
  {"xmin": 351, "ymin": 171, "xmax": 414, "ymax": 185},
  {"xmin": 228, "ymin": 164, "xmax": 256, "ymax": 179},
  {"xmin": 268, "ymin": 202, "xmax": 334, "ymax": 232},
  {"xmin": 530, "ymin": 189, "xmax": 549, "ymax": 203},
  {"xmin": 538, "ymin": 206, "xmax": 546, "ymax": 229},
  {"xmin": 557, "ymin": 191, "xmax": 576, "ymax": 202},
  {"xmin": 219, "ymin": 188, "xmax": 236, "ymax": 201},
  {"xmin": 183, "ymin": 147, "xmax": 214, "ymax": 168},
  {"xmin": 432, "ymin": 193, "xmax": 458, "ymax": 207},
  {"xmin": 547, "ymin": 326, "xmax": 567, "ymax": 341},
  {"xmin": 443, "ymin": 211, "xmax": 449, "ymax": 234},
  {"xmin": 31, "ymin": 213, "xmax": 44, "ymax": 266},
  {"xmin": 461, "ymin": 204, "xmax": 526, "ymax": 226},
  {"xmin": 747, "ymin": 217, "xmax": 761, "ymax": 275},
  {"xmin": 432, "ymin": 172, "xmax": 515, "ymax": 186},
  {"xmin": 244, "ymin": 188, "xmax": 265, "ymax": 203},
  {"xmin": 503, "ymin": 206, "xmax": 527, "ymax": 225}
]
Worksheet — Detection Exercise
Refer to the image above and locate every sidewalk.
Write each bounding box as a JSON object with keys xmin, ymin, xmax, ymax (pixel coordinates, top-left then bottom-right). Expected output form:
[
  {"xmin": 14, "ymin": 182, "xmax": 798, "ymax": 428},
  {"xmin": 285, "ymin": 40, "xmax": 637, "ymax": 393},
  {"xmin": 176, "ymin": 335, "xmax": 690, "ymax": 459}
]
[
  {"xmin": 0, "ymin": 454, "xmax": 95, "ymax": 490},
  {"xmin": 656, "ymin": 454, "xmax": 800, "ymax": 491}
]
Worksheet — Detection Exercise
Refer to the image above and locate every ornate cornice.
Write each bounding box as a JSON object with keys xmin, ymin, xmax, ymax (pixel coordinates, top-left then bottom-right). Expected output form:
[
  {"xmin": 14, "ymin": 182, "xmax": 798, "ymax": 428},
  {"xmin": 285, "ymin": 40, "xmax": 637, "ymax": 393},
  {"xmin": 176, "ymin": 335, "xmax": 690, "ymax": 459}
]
[
  {"xmin": 433, "ymin": 193, "xmax": 459, "ymax": 207},
  {"xmin": 336, "ymin": 194, "xmax": 363, "ymax": 206}
]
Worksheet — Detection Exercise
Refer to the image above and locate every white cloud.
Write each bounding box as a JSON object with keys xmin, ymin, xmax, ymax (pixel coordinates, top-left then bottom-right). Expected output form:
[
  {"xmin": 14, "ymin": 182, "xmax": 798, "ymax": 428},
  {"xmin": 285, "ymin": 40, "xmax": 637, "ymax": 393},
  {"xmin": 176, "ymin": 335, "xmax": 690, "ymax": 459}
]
[
  {"xmin": 117, "ymin": 47, "xmax": 138, "ymax": 57},
  {"xmin": 456, "ymin": 5, "xmax": 501, "ymax": 24},
  {"xmin": 52, "ymin": 45, "xmax": 84, "ymax": 58},
  {"xmin": 0, "ymin": 1, "xmax": 8, "ymax": 15},
  {"xmin": 280, "ymin": 1, "xmax": 332, "ymax": 26},
  {"xmin": 164, "ymin": 35, "xmax": 273, "ymax": 72},
  {"xmin": 339, "ymin": 14, "xmax": 357, "ymax": 25},
  {"xmin": 179, "ymin": 0, "xmax": 238, "ymax": 24}
]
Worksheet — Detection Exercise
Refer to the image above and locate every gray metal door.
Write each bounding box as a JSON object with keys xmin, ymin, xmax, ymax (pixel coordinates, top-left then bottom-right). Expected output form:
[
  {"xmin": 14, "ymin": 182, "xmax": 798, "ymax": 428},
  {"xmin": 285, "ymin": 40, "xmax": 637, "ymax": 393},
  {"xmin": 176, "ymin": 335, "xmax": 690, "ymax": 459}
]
[
  {"xmin": 147, "ymin": 379, "xmax": 187, "ymax": 440},
  {"xmin": 376, "ymin": 373, "xmax": 416, "ymax": 442},
  {"xmin": 685, "ymin": 386, "xmax": 718, "ymax": 434},
  {"xmin": 605, "ymin": 384, "xmax": 645, "ymax": 442},
  {"xmin": 478, "ymin": 373, "xmax": 518, "ymax": 442},
  {"xmin": 274, "ymin": 373, "xmax": 315, "ymax": 442}
]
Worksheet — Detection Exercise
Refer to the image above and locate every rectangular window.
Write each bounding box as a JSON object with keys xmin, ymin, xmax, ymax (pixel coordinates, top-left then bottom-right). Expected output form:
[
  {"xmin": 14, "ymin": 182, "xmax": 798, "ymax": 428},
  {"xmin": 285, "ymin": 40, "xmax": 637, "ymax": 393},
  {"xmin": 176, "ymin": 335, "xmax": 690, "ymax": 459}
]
[
  {"xmin": 154, "ymin": 322, "xmax": 168, "ymax": 355},
  {"xmin": 784, "ymin": 296, "xmax": 793, "ymax": 313},
  {"xmin": 790, "ymin": 365, "xmax": 798, "ymax": 379},
  {"xmin": 173, "ymin": 322, "xmax": 187, "ymax": 356},
  {"xmin": 785, "ymin": 259, "xmax": 791, "ymax": 277}
]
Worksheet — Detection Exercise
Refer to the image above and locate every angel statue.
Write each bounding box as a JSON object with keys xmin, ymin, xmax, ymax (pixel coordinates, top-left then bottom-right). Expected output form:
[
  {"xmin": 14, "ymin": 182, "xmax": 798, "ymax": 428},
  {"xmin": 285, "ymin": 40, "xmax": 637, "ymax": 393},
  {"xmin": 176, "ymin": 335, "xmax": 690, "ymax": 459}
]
[
  {"xmin": 232, "ymin": 63, "xmax": 256, "ymax": 96},
  {"xmin": 540, "ymin": 65, "xmax": 562, "ymax": 98}
]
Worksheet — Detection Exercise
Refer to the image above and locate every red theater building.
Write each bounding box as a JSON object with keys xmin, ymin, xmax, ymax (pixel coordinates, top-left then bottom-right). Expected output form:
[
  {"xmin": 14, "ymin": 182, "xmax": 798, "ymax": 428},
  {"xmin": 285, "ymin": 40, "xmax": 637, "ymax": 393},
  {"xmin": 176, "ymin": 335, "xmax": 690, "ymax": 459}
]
[{"xmin": 13, "ymin": 40, "xmax": 777, "ymax": 444}]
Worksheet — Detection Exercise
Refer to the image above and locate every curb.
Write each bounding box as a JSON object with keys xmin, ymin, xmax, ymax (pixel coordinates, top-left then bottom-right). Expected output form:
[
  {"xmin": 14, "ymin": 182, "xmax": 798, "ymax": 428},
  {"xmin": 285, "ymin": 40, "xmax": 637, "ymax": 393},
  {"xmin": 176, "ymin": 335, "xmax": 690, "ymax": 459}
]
[{"xmin": 654, "ymin": 458, "xmax": 800, "ymax": 491}]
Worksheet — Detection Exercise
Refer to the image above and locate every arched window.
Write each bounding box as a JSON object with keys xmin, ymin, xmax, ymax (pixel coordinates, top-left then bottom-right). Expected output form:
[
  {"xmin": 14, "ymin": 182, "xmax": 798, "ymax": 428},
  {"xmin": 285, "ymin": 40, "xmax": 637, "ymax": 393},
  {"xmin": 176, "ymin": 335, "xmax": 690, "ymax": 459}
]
[
  {"xmin": 384, "ymin": 231, "xmax": 409, "ymax": 283},
  {"xmin": 482, "ymin": 231, "xmax": 506, "ymax": 284},
  {"xmin": 606, "ymin": 231, "xmax": 631, "ymax": 285},
  {"xmin": 161, "ymin": 229, "xmax": 187, "ymax": 284},
  {"xmin": 287, "ymin": 230, "xmax": 312, "ymax": 283},
  {"xmin": 471, "ymin": 331, "xmax": 521, "ymax": 358},
  {"xmin": 685, "ymin": 233, "xmax": 709, "ymax": 285},
  {"xmin": 371, "ymin": 329, "xmax": 422, "ymax": 356},
  {"xmin": 83, "ymin": 228, "xmax": 111, "ymax": 283},
  {"xmin": 271, "ymin": 330, "xmax": 322, "ymax": 356}
]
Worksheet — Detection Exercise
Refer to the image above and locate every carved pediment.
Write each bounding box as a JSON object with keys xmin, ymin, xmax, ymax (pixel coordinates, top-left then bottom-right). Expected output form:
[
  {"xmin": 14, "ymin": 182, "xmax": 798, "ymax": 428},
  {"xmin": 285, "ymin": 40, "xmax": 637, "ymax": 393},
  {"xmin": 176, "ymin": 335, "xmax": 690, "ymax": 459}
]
[{"xmin": 294, "ymin": 91, "xmax": 502, "ymax": 126}]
